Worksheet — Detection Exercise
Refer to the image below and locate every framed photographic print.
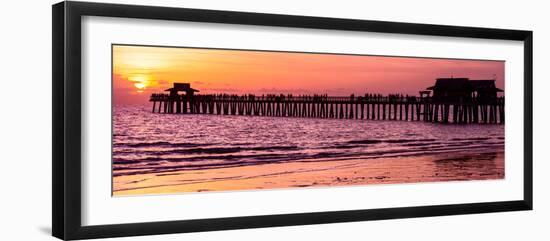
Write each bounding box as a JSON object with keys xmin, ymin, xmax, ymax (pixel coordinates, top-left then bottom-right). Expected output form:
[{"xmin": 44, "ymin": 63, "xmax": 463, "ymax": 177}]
[{"xmin": 52, "ymin": 1, "xmax": 533, "ymax": 240}]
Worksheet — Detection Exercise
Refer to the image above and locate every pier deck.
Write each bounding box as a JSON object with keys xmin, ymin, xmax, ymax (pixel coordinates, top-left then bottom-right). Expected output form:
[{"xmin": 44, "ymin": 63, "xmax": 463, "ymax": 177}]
[{"xmin": 149, "ymin": 93, "xmax": 504, "ymax": 124}]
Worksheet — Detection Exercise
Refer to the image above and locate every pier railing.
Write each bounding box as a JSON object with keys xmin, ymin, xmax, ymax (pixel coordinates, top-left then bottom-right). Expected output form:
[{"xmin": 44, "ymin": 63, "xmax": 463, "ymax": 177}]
[{"xmin": 149, "ymin": 93, "xmax": 504, "ymax": 124}]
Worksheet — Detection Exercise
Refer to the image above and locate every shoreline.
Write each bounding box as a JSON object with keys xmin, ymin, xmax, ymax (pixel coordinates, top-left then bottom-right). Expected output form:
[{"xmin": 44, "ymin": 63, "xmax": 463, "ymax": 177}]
[{"xmin": 113, "ymin": 150, "xmax": 504, "ymax": 196}]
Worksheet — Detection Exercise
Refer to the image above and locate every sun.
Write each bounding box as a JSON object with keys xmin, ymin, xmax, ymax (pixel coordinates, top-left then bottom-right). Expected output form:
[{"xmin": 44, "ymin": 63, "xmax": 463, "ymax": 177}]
[
  {"xmin": 134, "ymin": 82, "xmax": 146, "ymax": 89},
  {"xmin": 129, "ymin": 74, "xmax": 151, "ymax": 92}
]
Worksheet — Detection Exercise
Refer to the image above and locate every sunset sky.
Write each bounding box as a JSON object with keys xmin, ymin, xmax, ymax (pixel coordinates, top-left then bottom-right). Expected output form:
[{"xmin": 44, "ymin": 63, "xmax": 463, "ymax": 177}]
[{"xmin": 113, "ymin": 45, "xmax": 505, "ymax": 105}]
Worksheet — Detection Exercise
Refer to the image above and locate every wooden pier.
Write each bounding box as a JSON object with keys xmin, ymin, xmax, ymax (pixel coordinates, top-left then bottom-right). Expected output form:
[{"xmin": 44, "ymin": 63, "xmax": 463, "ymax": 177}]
[{"xmin": 150, "ymin": 92, "xmax": 505, "ymax": 124}]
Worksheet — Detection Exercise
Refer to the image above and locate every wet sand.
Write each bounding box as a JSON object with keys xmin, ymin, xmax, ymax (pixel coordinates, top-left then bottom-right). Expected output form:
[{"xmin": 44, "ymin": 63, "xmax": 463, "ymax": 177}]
[{"xmin": 113, "ymin": 150, "xmax": 504, "ymax": 196}]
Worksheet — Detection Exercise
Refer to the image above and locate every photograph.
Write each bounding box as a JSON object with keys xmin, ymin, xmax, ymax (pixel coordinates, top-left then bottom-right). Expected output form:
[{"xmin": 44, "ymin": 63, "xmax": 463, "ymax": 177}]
[{"xmin": 112, "ymin": 44, "xmax": 505, "ymax": 196}]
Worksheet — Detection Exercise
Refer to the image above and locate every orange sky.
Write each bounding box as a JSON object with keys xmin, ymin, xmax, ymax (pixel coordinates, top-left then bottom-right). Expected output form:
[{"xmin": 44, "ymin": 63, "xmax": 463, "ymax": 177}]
[{"xmin": 113, "ymin": 45, "xmax": 504, "ymax": 105}]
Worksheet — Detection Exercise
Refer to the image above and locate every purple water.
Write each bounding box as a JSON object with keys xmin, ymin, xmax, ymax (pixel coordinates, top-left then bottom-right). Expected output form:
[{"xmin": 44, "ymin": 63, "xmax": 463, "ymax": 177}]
[{"xmin": 112, "ymin": 105, "xmax": 505, "ymax": 178}]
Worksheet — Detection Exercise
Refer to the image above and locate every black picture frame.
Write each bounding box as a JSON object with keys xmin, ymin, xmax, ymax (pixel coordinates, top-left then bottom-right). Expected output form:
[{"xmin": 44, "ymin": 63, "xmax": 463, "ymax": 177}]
[{"xmin": 52, "ymin": 1, "xmax": 533, "ymax": 240}]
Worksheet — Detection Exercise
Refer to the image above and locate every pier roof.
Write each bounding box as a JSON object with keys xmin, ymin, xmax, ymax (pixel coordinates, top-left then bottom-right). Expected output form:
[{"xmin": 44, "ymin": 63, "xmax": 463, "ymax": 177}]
[
  {"xmin": 165, "ymin": 83, "xmax": 199, "ymax": 92},
  {"xmin": 426, "ymin": 78, "xmax": 470, "ymax": 91},
  {"xmin": 426, "ymin": 78, "xmax": 502, "ymax": 92},
  {"xmin": 470, "ymin": 79, "xmax": 503, "ymax": 92}
]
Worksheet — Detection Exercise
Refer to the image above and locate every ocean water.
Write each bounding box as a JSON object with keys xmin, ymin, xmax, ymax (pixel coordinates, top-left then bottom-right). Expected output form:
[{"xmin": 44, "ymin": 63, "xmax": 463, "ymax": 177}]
[{"xmin": 112, "ymin": 106, "xmax": 505, "ymax": 179}]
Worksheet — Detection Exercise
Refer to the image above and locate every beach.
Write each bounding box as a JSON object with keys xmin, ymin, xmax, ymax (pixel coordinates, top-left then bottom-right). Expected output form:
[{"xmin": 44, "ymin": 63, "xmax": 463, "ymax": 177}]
[{"xmin": 113, "ymin": 150, "xmax": 503, "ymax": 195}]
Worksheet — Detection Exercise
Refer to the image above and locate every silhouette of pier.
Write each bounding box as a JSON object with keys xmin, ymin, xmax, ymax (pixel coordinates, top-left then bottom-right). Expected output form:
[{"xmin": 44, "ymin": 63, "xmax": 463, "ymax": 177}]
[{"xmin": 149, "ymin": 80, "xmax": 505, "ymax": 124}]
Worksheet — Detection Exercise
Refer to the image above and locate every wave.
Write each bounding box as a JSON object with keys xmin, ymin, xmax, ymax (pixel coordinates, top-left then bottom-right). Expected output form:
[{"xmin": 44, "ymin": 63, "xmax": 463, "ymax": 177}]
[
  {"xmin": 347, "ymin": 138, "xmax": 437, "ymax": 145},
  {"xmin": 114, "ymin": 145, "xmax": 300, "ymax": 156},
  {"xmin": 114, "ymin": 141, "xmax": 213, "ymax": 148},
  {"xmin": 450, "ymin": 137, "xmax": 491, "ymax": 141}
]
